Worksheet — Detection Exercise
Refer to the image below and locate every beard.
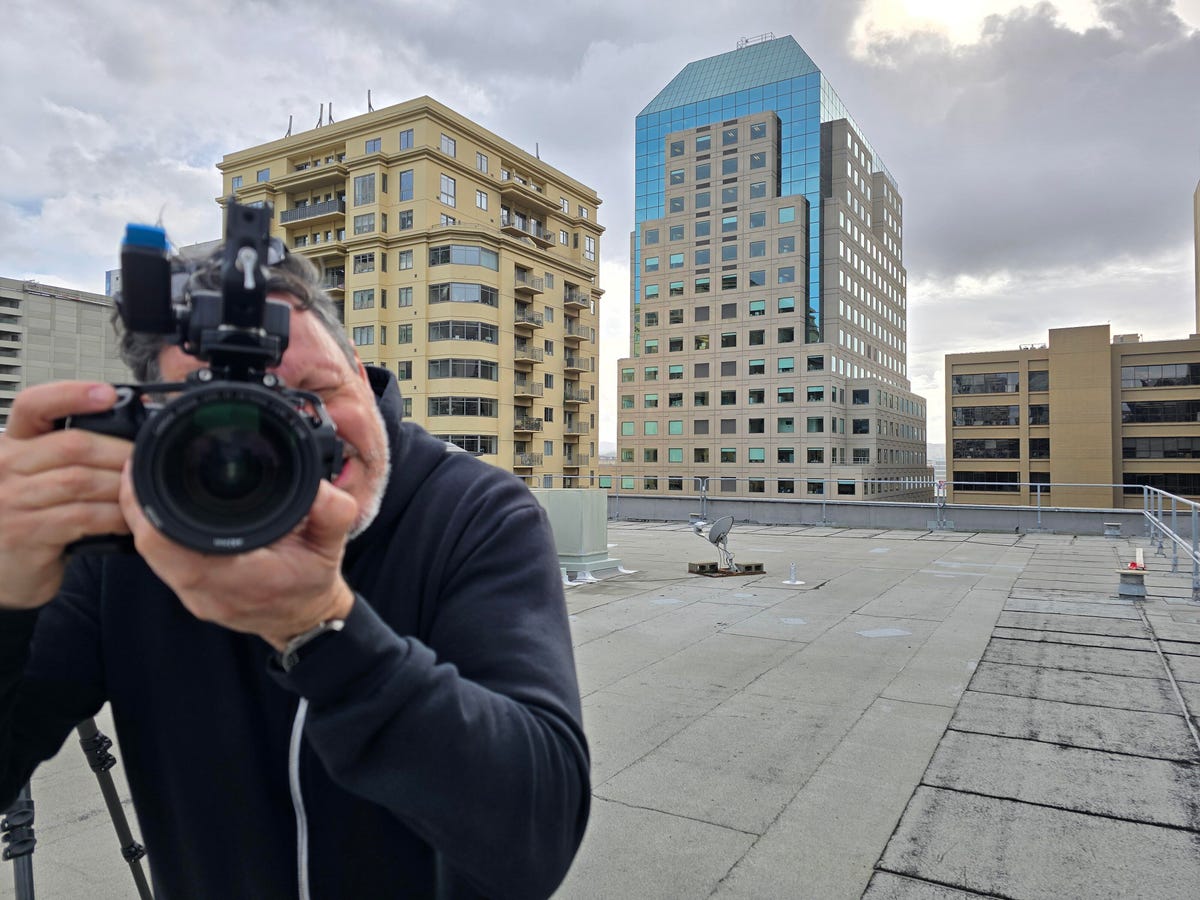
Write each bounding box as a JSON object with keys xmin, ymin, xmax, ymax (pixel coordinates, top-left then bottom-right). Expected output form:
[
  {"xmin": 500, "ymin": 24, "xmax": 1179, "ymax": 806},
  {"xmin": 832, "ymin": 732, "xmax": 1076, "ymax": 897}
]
[{"xmin": 347, "ymin": 399, "xmax": 391, "ymax": 540}]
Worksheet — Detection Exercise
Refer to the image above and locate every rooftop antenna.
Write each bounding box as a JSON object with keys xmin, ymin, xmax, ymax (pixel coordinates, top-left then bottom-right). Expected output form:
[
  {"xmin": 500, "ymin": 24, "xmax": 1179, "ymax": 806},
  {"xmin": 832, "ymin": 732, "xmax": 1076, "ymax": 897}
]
[
  {"xmin": 692, "ymin": 516, "xmax": 738, "ymax": 572},
  {"xmin": 536, "ymin": 142, "xmax": 540, "ymax": 159},
  {"xmin": 284, "ymin": 114, "xmax": 293, "ymax": 138},
  {"xmin": 368, "ymin": 90, "xmax": 374, "ymax": 113},
  {"xmin": 328, "ymin": 101, "xmax": 335, "ymax": 124},
  {"xmin": 316, "ymin": 103, "xmax": 324, "ymax": 128}
]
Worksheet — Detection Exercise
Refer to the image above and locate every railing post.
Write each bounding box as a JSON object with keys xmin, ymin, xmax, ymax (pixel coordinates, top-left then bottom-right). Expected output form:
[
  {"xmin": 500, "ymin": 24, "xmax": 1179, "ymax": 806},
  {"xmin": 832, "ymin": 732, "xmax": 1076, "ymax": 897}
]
[
  {"xmin": 1171, "ymin": 496, "xmax": 1179, "ymax": 574},
  {"xmin": 1035, "ymin": 483, "xmax": 1043, "ymax": 530},
  {"xmin": 1192, "ymin": 506, "xmax": 1199, "ymax": 603}
]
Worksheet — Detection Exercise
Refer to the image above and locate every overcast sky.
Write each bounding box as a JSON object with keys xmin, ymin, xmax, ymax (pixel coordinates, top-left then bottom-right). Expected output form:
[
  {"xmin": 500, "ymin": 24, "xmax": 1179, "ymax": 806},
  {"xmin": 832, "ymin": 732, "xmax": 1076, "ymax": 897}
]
[{"xmin": 3, "ymin": 0, "xmax": 1199, "ymax": 447}]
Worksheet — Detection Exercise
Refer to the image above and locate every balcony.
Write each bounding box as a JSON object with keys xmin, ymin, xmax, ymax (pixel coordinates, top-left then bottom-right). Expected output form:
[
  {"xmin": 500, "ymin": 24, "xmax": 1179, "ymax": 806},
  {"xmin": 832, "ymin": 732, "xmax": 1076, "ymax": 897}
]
[
  {"xmin": 514, "ymin": 416, "xmax": 543, "ymax": 433},
  {"xmin": 514, "ymin": 307, "xmax": 545, "ymax": 329},
  {"xmin": 514, "ymin": 452, "xmax": 543, "ymax": 468},
  {"xmin": 273, "ymin": 159, "xmax": 349, "ymax": 192},
  {"xmin": 563, "ymin": 287, "xmax": 591, "ymax": 310},
  {"xmin": 500, "ymin": 213, "xmax": 555, "ymax": 248},
  {"xmin": 280, "ymin": 198, "xmax": 345, "ymax": 226},
  {"xmin": 514, "ymin": 270, "xmax": 545, "ymax": 294},
  {"xmin": 320, "ymin": 269, "xmax": 346, "ymax": 293},
  {"xmin": 514, "ymin": 345, "xmax": 545, "ymax": 365},
  {"xmin": 564, "ymin": 355, "xmax": 594, "ymax": 373},
  {"xmin": 564, "ymin": 423, "xmax": 590, "ymax": 436},
  {"xmin": 563, "ymin": 454, "xmax": 589, "ymax": 468},
  {"xmin": 563, "ymin": 386, "xmax": 588, "ymax": 405},
  {"xmin": 563, "ymin": 320, "xmax": 595, "ymax": 343},
  {"xmin": 514, "ymin": 382, "xmax": 544, "ymax": 399},
  {"xmin": 498, "ymin": 176, "xmax": 561, "ymax": 216}
]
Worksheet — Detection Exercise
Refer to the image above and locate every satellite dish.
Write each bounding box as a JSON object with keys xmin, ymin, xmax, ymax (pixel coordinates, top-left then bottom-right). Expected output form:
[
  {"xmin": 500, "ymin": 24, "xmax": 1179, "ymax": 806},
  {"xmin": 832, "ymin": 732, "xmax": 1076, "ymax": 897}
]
[{"xmin": 693, "ymin": 515, "xmax": 737, "ymax": 572}]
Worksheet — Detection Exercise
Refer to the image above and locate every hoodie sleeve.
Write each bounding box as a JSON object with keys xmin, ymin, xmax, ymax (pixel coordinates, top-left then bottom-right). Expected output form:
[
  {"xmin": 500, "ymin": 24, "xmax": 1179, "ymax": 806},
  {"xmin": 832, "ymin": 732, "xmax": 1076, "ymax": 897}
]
[{"xmin": 271, "ymin": 463, "xmax": 589, "ymax": 900}]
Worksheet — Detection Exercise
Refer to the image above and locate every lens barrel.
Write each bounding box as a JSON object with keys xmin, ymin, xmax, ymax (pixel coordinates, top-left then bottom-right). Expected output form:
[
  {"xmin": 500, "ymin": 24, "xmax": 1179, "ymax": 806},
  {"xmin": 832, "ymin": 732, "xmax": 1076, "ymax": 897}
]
[{"xmin": 132, "ymin": 383, "xmax": 327, "ymax": 553}]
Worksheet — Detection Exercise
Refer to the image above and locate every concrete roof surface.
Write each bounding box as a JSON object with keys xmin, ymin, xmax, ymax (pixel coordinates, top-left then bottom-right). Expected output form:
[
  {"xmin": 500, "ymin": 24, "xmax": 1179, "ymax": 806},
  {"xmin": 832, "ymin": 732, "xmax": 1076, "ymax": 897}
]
[{"xmin": 5, "ymin": 522, "xmax": 1198, "ymax": 898}]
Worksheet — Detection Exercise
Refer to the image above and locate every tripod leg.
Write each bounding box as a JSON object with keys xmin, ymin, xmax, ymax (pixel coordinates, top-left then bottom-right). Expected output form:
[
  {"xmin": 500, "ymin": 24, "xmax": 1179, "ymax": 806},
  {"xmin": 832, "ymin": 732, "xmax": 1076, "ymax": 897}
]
[
  {"xmin": 1, "ymin": 781, "xmax": 36, "ymax": 899},
  {"xmin": 76, "ymin": 718, "xmax": 154, "ymax": 900}
]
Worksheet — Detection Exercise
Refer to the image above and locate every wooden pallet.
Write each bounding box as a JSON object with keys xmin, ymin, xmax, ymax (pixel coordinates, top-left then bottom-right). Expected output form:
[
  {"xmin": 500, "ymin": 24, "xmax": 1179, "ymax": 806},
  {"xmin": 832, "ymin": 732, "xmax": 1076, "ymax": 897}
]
[{"xmin": 688, "ymin": 561, "xmax": 765, "ymax": 577}]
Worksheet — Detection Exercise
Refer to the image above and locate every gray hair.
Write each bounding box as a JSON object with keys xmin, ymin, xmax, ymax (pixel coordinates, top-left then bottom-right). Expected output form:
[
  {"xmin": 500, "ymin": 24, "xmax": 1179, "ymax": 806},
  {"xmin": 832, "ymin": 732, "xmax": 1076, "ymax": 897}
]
[{"xmin": 114, "ymin": 246, "xmax": 357, "ymax": 382}]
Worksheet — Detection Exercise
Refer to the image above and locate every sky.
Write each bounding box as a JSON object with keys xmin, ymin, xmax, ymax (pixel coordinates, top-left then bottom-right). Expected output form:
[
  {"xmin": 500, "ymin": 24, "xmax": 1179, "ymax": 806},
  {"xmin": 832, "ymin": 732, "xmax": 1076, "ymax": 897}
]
[{"xmin": 3, "ymin": 0, "xmax": 1199, "ymax": 450}]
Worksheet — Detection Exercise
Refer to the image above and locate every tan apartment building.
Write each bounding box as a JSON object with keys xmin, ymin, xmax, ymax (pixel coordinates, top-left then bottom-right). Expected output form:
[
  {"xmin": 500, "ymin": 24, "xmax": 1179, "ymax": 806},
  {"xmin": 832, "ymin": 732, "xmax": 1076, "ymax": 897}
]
[
  {"xmin": 218, "ymin": 97, "xmax": 604, "ymax": 485},
  {"xmin": 606, "ymin": 37, "xmax": 931, "ymax": 501},
  {"xmin": 946, "ymin": 324, "xmax": 1200, "ymax": 508},
  {"xmin": 0, "ymin": 277, "xmax": 128, "ymax": 431}
]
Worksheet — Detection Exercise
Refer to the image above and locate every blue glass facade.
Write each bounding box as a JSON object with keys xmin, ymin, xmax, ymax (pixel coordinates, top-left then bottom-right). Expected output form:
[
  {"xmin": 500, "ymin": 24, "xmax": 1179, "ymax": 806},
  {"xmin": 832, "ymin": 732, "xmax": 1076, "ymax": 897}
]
[{"xmin": 632, "ymin": 36, "xmax": 893, "ymax": 352}]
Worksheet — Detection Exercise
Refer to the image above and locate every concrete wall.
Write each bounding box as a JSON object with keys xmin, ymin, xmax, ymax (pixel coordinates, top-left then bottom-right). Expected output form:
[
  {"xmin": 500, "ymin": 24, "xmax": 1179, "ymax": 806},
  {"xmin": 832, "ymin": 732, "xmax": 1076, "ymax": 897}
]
[{"xmin": 605, "ymin": 492, "xmax": 1160, "ymax": 539}]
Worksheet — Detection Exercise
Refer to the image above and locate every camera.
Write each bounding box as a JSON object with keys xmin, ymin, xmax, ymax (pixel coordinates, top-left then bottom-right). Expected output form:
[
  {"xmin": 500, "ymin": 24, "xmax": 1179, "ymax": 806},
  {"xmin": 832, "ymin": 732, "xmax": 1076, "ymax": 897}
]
[{"xmin": 61, "ymin": 200, "xmax": 344, "ymax": 555}]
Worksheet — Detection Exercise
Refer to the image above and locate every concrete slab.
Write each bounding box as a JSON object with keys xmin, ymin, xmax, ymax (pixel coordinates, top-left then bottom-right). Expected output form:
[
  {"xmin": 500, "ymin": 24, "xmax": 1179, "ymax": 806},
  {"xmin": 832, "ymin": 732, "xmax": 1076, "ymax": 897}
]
[
  {"xmin": 1003, "ymin": 597, "xmax": 1141, "ymax": 618},
  {"xmin": 596, "ymin": 691, "xmax": 863, "ymax": 834},
  {"xmin": 554, "ymin": 797, "xmax": 756, "ymax": 900},
  {"xmin": 711, "ymin": 699, "xmax": 951, "ymax": 900},
  {"xmin": 877, "ymin": 786, "xmax": 1200, "ymax": 899},
  {"xmin": 949, "ymin": 690, "xmax": 1199, "ymax": 762},
  {"xmin": 924, "ymin": 730, "xmax": 1200, "ymax": 829},
  {"xmin": 991, "ymin": 626, "xmax": 1154, "ymax": 652},
  {"xmin": 982, "ymin": 638, "xmax": 1166, "ymax": 678},
  {"xmin": 1166, "ymin": 652, "xmax": 1200, "ymax": 683},
  {"xmin": 995, "ymin": 610, "xmax": 1149, "ymax": 637},
  {"xmin": 968, "ymin": 660, "xmax": 1181, "ymax": 714}
]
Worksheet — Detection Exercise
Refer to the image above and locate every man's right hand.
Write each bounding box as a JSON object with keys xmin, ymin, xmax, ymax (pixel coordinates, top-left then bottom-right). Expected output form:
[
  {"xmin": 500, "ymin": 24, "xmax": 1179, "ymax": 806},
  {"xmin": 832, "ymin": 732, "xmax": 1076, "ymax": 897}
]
[{"xmin": 0, "ymin": 382, "xmax": 133, "ymax": 610}]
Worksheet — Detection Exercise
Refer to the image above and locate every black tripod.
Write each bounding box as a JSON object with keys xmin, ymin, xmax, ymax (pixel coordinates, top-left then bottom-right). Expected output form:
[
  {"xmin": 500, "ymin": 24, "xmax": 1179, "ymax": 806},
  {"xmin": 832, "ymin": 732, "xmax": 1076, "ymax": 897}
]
[{"xmin": 0, "ymin": 717, "xmax": 153, "ymax": 899}]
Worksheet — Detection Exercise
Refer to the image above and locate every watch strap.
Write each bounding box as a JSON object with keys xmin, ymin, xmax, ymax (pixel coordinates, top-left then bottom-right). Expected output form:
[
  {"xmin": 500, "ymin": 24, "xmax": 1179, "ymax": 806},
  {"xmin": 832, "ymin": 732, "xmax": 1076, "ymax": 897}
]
[{"xmin": 279, "ymin": 619, "xmax": 345, "ymax": 672}]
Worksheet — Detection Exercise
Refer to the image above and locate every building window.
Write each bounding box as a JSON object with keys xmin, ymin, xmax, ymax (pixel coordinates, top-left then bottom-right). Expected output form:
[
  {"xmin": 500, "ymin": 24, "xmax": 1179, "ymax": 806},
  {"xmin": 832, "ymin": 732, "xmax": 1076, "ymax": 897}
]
[
  {"xmin": 440, "ymin": 134, "xmax": 457, "ymax": 156},
  {"xmin": 644, "ymin": 228, "xmax": 659, "ymax": 245},
  {"xmin": 352, "ymin": 289, "xmax": 374, "ymax": 310},
  {"xmin": 722, "ymin": 127, "xmax": 737, "ymax": 146},
  {"xmin": 696, "ymin": 134, "xmax": 711, "ymax": 152},
  {"xmin": 853, "ymin": 419, "xmax": 870, "ymax": 434},
  {"xmin": 352, "ymin": 325, "xmax": 374, "ymax": 346},
  {"xmin": 231, "ymin": 175, "xmax": 243, "ymax": 189},
  {"xmin": 397, "ymin": 361, "xmax": 412, "ymax": 380},
  {"xmin": 476, "ymin": 190, "xmax": 488, "ymax": 210},
  {"xmin": 807, "ymin": 417, "xmax": 825, "ymax": 433},
  {"xmin": 951, "ymin": 372, "xmax": 1020, "ymax": 395},
  {"xmin": 779, "ymin": 448, "xmax": 795, "ymax": 464},
  {"xmin": 721, "ymin": 187, "xmax": 737, "ymax": 204},
  {"xmin": 696, "ymin": 162, "xmax": 711, "ymax": 180},
  {"xmin": 399, "ymin": 169, "xmax": 414, "ymax": 201},
  {"xmin": 397, "ymin": 324, "xmax": 413, "ymax": 344},
  {"xmin": 748, "ymin": 448, "xmax": 765, "ymax": 464},
  {"xmin": 399, "ymin": 129, "xmax": 414, "ymax": 149},
  {"xmin": 669, "ymin": 252, "xmax": 684, "ymax": 269},
  {"xmin": 365, "ymin": 138, "xmax": 381, "ymax": 154},
  {"xmin": 722, "ymin": 215, "xmax": 738, "ymax": 233},
  {"xmin": 352, "ymin": 252, "xmax": 375, "ymax": 274},
  {"xmin": 256, "ymin": 168, "xmax": 270, "ymax": 183},
  {"xmin": 669, "ymin": 197, "xmax": 684, "ymax": 213},
  {"xmin": 670, "ymin": 169, "xmax": 685, "ymax": 185},
  {"xmin": 778, "ymin": 357, "xmax": 795, "ymax": 374},
  {"xmin": 721, "ymin": 448, "xmax": 737, "ymax": 463},
  {"xmin": 476, "ymin": 151, "xmax": 488, "ymax": 173},
  {"xmin": 749, "ymin": 359, "xmax": 765, "ymax": 375},
  {"xmin": 749, "ymin": 300, "xmax": 766, "ymax": 317},
  {"xmin": 778, "ymin": 387, "xmax": 794, "ymax": 403},
  {"xmin": 778, "ymin": 267, "xmax": 795, "ymax": 284},
  {"xmin": 353, "ymin": 174, "xmax": 375, "ymax": 205},
  {"xmin": 750, "ymin": 182, "xmax": 767, "ymax": 199},
  {"xmin": 428, "ymin": 359, "xmax": 499, "ymax": 380},
  {"xmin": 778, "ymin": 417, "xmax": 795, "ymax": 433},
  {"xmin": 398, "ymin": 287, "xmax": 413, "ymax": 307},
  {"xmin": 695, "ymin": 249, "xmax": 711, "ymax": 266},
  {"xmin": 439, "ymin": 174, "xmax": 456, "ymax": 207},
  {"xmin": 398, "ymin": 250, "xmax": 414, "ymax": 270},
  {"xmin": 584, "ymin": 236, "xmax": 596, "ymax": 262},
  {"xmin": 670, "ymin": 140, "xmax": 685, "ymax": 157},
  {"xmin": 953, "ymin": 406, "xmax": 1021, "ymax": 426},
  {"xmin": 353, "ymin": 213, "xmax": 375, "ymax": 235}
]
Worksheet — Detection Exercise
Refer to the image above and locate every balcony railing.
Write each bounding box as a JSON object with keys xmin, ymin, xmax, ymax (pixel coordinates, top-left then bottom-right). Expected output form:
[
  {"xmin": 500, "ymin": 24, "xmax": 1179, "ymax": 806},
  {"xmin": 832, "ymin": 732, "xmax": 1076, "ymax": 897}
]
[
  {"xmin": 564, "ymin": 321, "xmax": 595, "ymax": 341},
  {"xmin": 514, "ymin": 346, "xmax": 545, "ymax": 364},
  {"xmin": 500, "ymin": 213, "xmax": 554, "ymax": 246},
  {"xmin": 320, "ymin": 271, "xmax": 346, "ymax": 291},
  {"xmin": 514, "ymin": 452, "xmax": 543, "ymax": 468},
  {"xmin": 564, "ymin": 355, "xmax": 594, "ymax": 373},
  {"xmin": 514, "ymin": 308, "xmax": 545, "ymax": 328},
  {"xmin": 563, "ymin": 387, "xmax": 588, "ymax": 403},
  {"xmin": 280, "ymin": 198, "xmax": 346, "ymax": 224},
  {"xmin": 514, "ymin": 271, "xmax": 545, "ymax": 294},
  {"xmin": 563, "ymin": 455, "xmax": 589, "ymax": 468},
  {"xmin": 514, "ymin": 382, "xmax": 544, "ymax": 398},
  {"xmin": 563, "ymin": 288, "xmax": 590, "ymax": 308},
  {"xmin": 564, "ymin": 423, "xmax": 590, "ymax": 436},
  {"xmin": 514, "ymin": 416, "xmax": 544, "ymax": 432}
]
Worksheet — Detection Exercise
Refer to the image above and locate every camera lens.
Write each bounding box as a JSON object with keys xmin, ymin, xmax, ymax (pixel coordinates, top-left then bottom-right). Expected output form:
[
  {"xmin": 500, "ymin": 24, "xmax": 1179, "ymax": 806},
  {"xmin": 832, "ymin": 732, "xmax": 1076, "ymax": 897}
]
[
  {"xmin": 169, "ymin": 401, "xmax": 295, "ymax": 523},
  {"xmin": 134, "ymin": 383, "xmax": 325, "ymax": 553}
]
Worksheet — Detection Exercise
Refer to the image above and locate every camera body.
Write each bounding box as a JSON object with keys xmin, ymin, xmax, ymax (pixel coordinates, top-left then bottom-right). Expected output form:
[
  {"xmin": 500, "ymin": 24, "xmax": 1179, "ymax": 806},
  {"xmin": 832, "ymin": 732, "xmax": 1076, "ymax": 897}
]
[{"xmin": 63, "ymin": 201, "xmax": 344, "ymax": 555}]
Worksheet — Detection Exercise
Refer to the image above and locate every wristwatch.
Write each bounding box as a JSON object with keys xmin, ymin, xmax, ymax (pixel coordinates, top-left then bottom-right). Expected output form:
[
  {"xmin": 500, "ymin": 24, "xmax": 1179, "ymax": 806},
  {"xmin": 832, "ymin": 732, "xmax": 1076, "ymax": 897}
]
[{"xmin": 279, "ymin": 619, "xmax": 345, "ymax": 672}]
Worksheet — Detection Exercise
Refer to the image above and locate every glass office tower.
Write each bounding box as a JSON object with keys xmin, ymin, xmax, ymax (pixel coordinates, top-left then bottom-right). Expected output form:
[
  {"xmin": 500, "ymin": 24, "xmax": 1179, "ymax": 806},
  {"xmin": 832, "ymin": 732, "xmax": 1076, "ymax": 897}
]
[{"xmin": 613, "ymin": 35, "xmax": 932, "ymax": 500}]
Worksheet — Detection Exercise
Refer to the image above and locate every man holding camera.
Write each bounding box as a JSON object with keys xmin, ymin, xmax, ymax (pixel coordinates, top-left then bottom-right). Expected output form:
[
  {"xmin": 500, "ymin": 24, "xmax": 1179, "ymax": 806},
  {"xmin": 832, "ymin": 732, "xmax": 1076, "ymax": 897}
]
[{"xmin": 0, "ymin": 241, "xmax": 590, "ymax": 898}]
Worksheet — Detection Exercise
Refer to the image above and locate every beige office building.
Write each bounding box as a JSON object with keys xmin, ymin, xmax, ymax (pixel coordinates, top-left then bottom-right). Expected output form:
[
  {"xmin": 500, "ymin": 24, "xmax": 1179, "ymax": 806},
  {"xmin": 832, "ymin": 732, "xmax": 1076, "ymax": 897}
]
[
  {"xmin": 0, "ymin": 277, "xmax": 129, "ymax": 431},
  {"xmin": 607, "ymin": 37, "xmax": 931, "ymax": 501},
  {"xmin": 946, "ymin": 324, "xmax": 1200, "ymax": 508},
  {"xmin": 219, "ymin": 97, "xmax": 604, "ymax": 484}
]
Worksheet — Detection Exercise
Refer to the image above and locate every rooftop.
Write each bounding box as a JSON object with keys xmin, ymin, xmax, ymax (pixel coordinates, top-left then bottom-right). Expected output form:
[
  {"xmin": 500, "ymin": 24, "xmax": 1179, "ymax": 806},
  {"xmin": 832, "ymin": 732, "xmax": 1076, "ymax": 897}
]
[{"xmin": 9, "ymin": 522, "xmax": 1200, "ymax": 897}]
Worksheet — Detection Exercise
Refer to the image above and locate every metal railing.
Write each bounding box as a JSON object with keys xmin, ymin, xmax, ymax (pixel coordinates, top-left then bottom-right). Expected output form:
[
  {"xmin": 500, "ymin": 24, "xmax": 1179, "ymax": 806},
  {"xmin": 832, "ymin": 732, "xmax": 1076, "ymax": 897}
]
[
  {"xmin": 1142, "ymin": 487, "xmax": 1200, "ymax": 601},
  {"xmin": 279, "ymin": 198, "xmax": 345, "ymax": 224}
]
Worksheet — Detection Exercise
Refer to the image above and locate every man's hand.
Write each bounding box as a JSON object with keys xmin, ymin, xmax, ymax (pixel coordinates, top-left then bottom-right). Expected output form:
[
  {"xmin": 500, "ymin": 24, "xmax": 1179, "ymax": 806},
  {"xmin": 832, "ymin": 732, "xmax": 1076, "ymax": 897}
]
[
  {"xmin": 120, "ymin": 470, "xmax": 358, "ymax": 650},
  {"xmin": 0, "ymin": 382, "xmax": 132, "ymax": 610}
]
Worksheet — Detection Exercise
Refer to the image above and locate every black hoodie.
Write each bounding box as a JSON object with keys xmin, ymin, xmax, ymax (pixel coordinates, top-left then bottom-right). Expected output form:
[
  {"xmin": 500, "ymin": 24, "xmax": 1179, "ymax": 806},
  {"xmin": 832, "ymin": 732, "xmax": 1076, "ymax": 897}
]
[{"xmin": 0, "ymin": 368, "xmax": 590, "ymax": 898}]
